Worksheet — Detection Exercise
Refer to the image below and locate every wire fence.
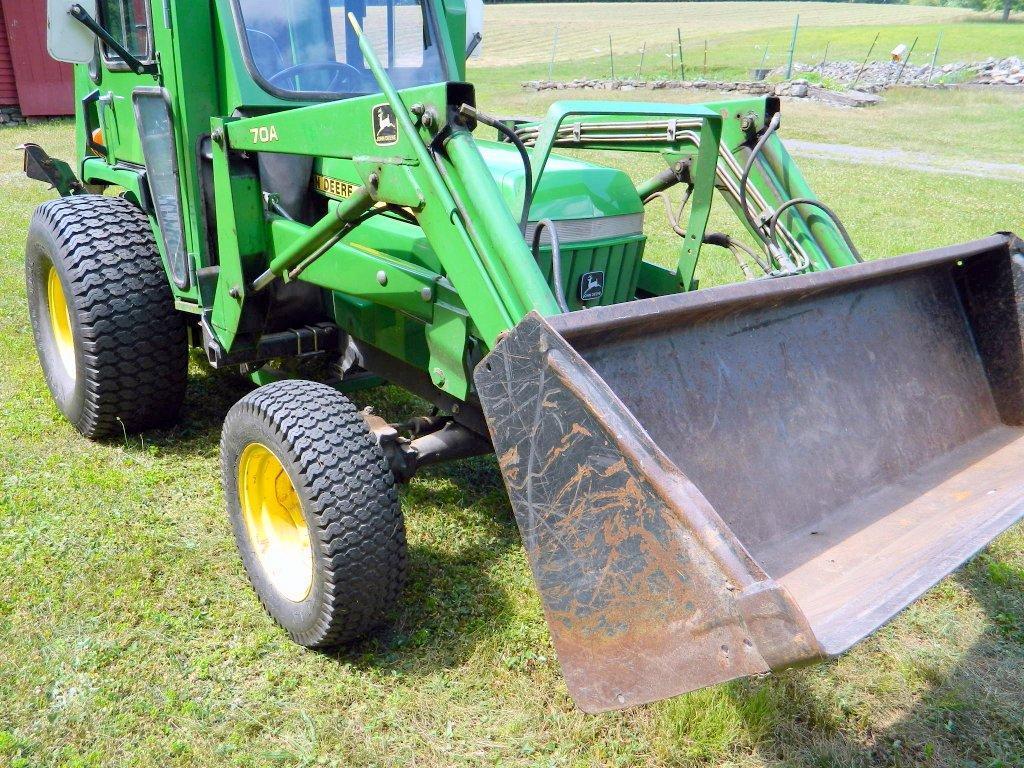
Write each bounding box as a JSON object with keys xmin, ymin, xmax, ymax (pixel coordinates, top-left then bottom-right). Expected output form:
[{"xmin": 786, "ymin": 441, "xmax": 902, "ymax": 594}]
[{"xmin": 524, "ymin": 21, "xmax": 968, "ymax": 84}]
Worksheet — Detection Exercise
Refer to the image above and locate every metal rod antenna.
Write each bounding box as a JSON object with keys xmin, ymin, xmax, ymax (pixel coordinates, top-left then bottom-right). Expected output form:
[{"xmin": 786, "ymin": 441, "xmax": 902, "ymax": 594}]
[
  {"xmin": 677, "ymin": 28, "xmax": 685, "ymax": 80},
  {"xmin": 895, "ymin": 36, "xmax": 918, "ymax": 85},
  {"xmin": 928, "ymin": 31, "xmax": 943, "ymax": 83},
  {"xmin": 852, "ymin": 32, "xmax": 879, "ymax": 89},
  {"xmin": 548, "ymin": 26, "xmax": 558, "ymax": 81},
  {"xmin": 784, "ymin": 14, "xmax": 800, "ymax": 79}
]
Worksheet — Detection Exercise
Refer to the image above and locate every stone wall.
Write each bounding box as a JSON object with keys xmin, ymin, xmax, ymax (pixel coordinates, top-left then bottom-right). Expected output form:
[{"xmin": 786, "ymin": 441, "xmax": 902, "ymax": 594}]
[
  {"xmin": 524, "ymin": 57, "xmax": 1020, "ymax": 109},
  {"xmin": 782, "ymin": 56, "xmax": 1023, "ymax": 90},
  {"xmin": 0, "ymin": 105, "xmax": 24, "ymax": 125},
  {"xmin": 521, "ymin": 77, "xmax": 881, "ymax": 107},
  {"xmin": 524, "ymin": 78, "xmax": 776, "ymax": 94}
]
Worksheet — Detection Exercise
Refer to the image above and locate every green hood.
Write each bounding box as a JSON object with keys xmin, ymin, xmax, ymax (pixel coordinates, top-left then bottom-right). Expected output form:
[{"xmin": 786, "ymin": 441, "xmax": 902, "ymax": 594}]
[{"xmin": 476, "ymin": 140, "xmax": 644, "ymax": 223}]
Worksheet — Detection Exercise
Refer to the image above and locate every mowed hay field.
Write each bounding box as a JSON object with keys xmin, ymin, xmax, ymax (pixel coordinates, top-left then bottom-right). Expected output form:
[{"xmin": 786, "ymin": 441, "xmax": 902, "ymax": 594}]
[{"xmin": 3, "ymin": 4, "xmax": 1024, "ymax": 768}]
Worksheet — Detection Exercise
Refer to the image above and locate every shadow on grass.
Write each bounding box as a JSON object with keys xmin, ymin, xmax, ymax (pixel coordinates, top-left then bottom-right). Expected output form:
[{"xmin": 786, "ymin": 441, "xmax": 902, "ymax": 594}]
[
  {"xmin": 676, "ymin": 551, "xmax": 1024, "ymax": 768},
  {"xmin": 334, "ymin": 530, "xmax": 522, "ymax": 677},
  {"xmin": 124, "ymin": 356, "xmax": 522, "ymax": 676},
  {"xmin": 118, "ymin": 357, "xmax": 256, "ymax": 456},
  {"xmin": 335, "ymin": 452, "xmax": 523, "ymax": 675},
  {"xmin": 121, "ymin": 359, "xmax": 1024, "ymax": 762}
]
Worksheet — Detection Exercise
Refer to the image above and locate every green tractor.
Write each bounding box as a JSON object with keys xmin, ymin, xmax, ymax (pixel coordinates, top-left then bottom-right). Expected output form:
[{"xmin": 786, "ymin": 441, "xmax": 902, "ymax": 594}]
[{"xmin": 24, "ymin": 0, "xmax": 1024, "ymax": 712}]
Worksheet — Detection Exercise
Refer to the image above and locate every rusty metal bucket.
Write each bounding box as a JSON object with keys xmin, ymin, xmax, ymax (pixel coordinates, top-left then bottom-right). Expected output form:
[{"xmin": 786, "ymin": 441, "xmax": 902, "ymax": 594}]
[{"xmin": 475, "ymin": 233, "xmax": 1024, "ymax": 713}]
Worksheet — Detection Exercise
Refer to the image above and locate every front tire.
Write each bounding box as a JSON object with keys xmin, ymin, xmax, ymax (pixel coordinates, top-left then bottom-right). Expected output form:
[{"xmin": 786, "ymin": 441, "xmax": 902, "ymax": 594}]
[
  {"xmin": 221, "ymin": 380, "xmax": 407, "ymax": 647},
  {"xmin": 25, "ymin": 195, "xmax": 188, "ymax": 438}
]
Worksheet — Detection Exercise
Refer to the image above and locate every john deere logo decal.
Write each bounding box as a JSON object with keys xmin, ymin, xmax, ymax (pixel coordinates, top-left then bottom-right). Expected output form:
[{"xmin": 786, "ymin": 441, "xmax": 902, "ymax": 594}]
[
  {"xmin": 313, "ymin": 174, "xmax": 357, "ymax": 200},
  {"xmin": 372, "ymin": 104, "xmax": 398, "ymax": 146},
  {"xmin": 580, "ymin": 271, "xmax": 605, "ymax": 302}
]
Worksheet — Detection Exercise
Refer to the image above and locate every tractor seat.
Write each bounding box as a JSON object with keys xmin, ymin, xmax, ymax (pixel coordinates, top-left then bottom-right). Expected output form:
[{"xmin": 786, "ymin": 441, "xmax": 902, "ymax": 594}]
[{"xmin": 246, "ymin": 28, "xmax": 287, "ymax": 81}]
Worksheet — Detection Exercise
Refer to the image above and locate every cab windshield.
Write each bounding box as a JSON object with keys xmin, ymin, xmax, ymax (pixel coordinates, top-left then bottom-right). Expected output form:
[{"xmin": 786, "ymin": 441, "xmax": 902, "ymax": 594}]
[{"xmin": 236, "ymin": 0, "xmax": 445, "ymax": 98}]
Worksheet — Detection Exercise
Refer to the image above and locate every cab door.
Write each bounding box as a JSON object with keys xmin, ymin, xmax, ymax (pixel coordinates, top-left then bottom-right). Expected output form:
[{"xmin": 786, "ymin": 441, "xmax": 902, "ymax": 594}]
[
  {"xmin": 89, "ymin": 0, "xmax": 156, "ymax": 165},
  {"xmin": 86, "ymin": 0, "xmax": 214, "ymax": 297}
]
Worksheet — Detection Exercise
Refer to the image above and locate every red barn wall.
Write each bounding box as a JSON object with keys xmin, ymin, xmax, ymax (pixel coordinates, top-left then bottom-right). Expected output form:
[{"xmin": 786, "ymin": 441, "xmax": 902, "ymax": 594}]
[
  {"xmin": 0, "ymin": 4, "xmax": 17, "ymax": 106},
  {"xmin": 1, "ymin": 0, "xmax": 74, "ymax": 116}
]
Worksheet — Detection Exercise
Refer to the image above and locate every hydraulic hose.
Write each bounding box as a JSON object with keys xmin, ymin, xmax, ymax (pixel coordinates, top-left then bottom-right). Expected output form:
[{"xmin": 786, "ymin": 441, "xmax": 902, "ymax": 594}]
[
  {"xmin": 532, "ymin": 219, "xmax": 571, "ymax": 314},
  {"xmin": 646, "ymin": 185, "xmax": 694, "ymax": 238},
  {"xmin": 267, "ymin": 197, "xmax": 296, "ymax": 221},
  {"xmin": 739, "ymin": 111, "xmax": 781, "ymax": 252},
  {"xmin": 459, "ymin": 105, "xmax": 534, "ymax": 237},
  {"xmin": 767, "ymin": 198, "xmax": 863, "ymax": 263},
  {"xmin": 703, "ymin": 232, "xmax": 772, "ymax": 276},
  {"xmin": 739, "ymin": 112, "xmax": 862, "ymax": 272}
]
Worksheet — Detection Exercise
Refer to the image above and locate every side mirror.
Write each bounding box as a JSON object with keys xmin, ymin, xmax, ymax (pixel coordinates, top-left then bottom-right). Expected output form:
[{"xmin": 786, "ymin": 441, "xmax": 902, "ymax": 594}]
[
  {"xmin": 47, "ymin": 0, "xmax": 98, "ymax": 64},
  {"xmin": 465, "ymin": 0, "xmax": 483, "ymax": 58}
]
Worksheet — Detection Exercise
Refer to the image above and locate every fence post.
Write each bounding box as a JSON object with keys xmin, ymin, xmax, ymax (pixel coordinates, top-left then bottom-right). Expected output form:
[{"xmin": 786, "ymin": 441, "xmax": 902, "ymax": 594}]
[
  {"xmin": 677, "ymin": 28, "xmax": 685, "ymax": 80},
  {"xmin": 784, "ymin": 14, "xmax": 800, "ymax": 79},
  {"xmin": 548, "ymin": 26, "xmax": 559, "ymax": 81},
  {"xmin": 895, "ymin": 36, "xmax": 918, "ymax": 85},
  {"xmin": 852, "ymin": 31, "xmax": 880, "ymax": 90},
  {"xmin": 928, "ymin": 31, "xmax": 943, "ymax": 83}
]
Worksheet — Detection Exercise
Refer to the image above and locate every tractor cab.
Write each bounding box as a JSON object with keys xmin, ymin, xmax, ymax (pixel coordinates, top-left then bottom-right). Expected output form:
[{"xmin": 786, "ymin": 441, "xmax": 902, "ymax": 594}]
[{"xmin": 235, "ymin": 0, "xmax": 447, "ymax": 99}]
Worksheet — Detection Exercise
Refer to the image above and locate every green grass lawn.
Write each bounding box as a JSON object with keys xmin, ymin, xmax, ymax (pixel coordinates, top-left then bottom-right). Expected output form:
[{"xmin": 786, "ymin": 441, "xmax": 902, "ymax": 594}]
[{"xmin": 3, "ymin": 20, "xmax": 1024, "ymax": 768}]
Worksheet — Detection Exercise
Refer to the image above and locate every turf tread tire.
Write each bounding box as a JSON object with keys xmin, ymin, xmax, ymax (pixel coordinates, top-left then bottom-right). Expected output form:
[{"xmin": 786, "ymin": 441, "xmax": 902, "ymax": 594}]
[
  {"xmin": 221, "ymin": 380, "xmax": 407, "ymax": 648},
  {"xmin": 26, "ymin": 195, "xmax": 187, "ymax": 438}
]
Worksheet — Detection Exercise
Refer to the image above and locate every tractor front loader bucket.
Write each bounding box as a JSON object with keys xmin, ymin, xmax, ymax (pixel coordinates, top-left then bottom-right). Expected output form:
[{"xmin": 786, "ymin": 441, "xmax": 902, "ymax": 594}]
[{"xmin": 475, "ymin": 233, "xmax": 1024, "ymax": 713}]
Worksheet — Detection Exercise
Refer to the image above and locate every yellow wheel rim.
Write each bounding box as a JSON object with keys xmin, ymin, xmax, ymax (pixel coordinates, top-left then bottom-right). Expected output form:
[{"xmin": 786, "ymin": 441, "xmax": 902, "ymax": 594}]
[
  {"xmin": 46, "ymin": 266, "xmax": 76, "ymax": 381},
  {"xmin": 238, "ymin": 443, "xmax": 313, "ymax": 602}
]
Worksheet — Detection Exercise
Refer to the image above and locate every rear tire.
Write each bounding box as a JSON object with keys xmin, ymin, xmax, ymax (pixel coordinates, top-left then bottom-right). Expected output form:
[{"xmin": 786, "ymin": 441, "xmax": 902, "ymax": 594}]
[
  {"xmin": 221, "ymin": 380, "xmax": 407, "ymax": 647},
  {"xmin": 25, "ymin": 195, "xmax": 188, "ymax": 438}
]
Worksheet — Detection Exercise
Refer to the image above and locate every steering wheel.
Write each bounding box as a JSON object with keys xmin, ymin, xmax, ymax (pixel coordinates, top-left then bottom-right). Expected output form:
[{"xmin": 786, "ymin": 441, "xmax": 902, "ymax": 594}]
[{"xmin": 268, "ymin": 61, "xmax": 361, "ymax": 92}]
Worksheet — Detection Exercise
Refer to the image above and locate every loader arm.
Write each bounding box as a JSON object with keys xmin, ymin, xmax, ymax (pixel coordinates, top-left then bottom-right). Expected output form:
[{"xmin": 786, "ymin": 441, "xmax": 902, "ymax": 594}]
[{"xmin": 212, "ymin": 83, "xmax": 548, "ymax": 355}]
